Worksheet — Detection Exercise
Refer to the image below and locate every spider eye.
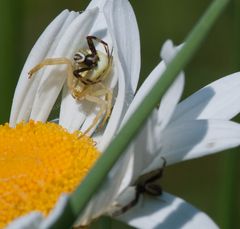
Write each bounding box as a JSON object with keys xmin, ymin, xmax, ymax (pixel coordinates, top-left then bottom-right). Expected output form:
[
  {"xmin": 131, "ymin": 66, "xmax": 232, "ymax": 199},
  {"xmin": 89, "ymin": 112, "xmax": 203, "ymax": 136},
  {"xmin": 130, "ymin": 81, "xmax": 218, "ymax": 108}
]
[{"xmin": 73, "ymin": 52, "xmax": 85, "ymax": 63}]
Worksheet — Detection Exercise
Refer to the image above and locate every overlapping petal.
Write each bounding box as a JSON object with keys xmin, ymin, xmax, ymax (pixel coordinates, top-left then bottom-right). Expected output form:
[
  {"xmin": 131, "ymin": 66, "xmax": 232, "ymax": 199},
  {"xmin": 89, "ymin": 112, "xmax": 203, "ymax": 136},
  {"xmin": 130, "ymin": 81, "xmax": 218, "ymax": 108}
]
[
  {"xmin": 161, "ymin": 119, "xmax": 240, "ymax": 165},
  {"xmin": 10, "ymin": 9, "xmax": 100, "ymax": 126},
  {"xmin": 10, "ymin": 10, "xmax": 75, "ymax": 126},
  {"xmin": 171, "ymin": 72, "xmax": 240, "ymax": 123}
]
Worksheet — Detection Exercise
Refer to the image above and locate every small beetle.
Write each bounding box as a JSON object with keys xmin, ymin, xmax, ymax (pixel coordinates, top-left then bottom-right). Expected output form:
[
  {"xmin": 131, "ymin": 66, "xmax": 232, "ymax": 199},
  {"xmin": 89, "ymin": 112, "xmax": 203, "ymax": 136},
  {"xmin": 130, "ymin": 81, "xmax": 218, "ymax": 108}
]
[
  {"xmin": 114, "ymin": 157, "xmax": 167, "ymax": 216},
  {"xmin": 28, "ymin": 36, "xmax": 113, "ymax": 135}
]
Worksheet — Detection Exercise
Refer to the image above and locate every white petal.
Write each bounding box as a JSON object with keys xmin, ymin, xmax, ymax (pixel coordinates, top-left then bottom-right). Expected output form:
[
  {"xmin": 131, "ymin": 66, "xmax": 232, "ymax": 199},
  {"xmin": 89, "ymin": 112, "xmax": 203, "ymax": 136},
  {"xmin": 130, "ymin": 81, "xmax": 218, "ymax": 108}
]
[
  {"xmin": 171, "ymin": 72, "xmax": 240, "ymax": 123},
  {"xmin": 59, "ymin": 84, "xmax": 87, "ymax": 132},
  {"xmin": 40, "ymin": 195, "xmax": 69, "ymax": 229},
  {"xmin": 161, "ymin": 119, "xmax": 240, "ymax": 165},
  {"xmin": 30, "ymin": 9, "xmax": 99, "ymax": 122},
  {"xmin": 160, "ymin": 40, "xmax": 184, "ymax": 64},
  {"xmin": 104, "ymin": 0, "xmax": 141, "ymax": 93},
  {"xmin": 158, "ymin": 40, "xmax": 185, "ymax": 131},
  {"xmin": 118, "ymin": 110, "xmax": 160, "ymax": 193},
  {"xmin": 86, "ymin": 0, "xmax": 107, "ymax": 9},
  {"xmin": 9, "ymin": 10, "xmax": 72, "ymax": 126},
  {"xmin": 19, "ymin": 12, "xmax": 78, "ymax": 124},
  {"xmin": 160, "ymin": 40, "xmax": 176, "ymax": 63},
  {"xmin": 122, "ymin": 39, "xmax": 183, "ymax": 126},
  {"xmin": 117, "ymin": 192, "xmax": 218, "ymax": 229},
  {"xmin": 122, "ymin": 61, "xmax": 166, "ymax": 124},
  {"xmin": 6, "ymin": 212, "xmax": 43, "ymax": 229},
  {"xmin": 157, "ymin": 74, "xmax": 184, "ymax": 131}
]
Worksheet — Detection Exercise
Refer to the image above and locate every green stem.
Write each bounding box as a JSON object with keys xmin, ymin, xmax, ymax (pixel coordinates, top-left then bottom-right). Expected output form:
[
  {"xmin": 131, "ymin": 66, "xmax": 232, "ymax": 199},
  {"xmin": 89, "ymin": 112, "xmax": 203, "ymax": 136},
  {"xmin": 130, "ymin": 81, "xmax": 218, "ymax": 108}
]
[
  {"xmin": 49, "ymin": 0, "xmax": 230, "ymax": 228},
  {"xmin": 219, "ymin": 0, "xmax": 240, "ymax": 228}
]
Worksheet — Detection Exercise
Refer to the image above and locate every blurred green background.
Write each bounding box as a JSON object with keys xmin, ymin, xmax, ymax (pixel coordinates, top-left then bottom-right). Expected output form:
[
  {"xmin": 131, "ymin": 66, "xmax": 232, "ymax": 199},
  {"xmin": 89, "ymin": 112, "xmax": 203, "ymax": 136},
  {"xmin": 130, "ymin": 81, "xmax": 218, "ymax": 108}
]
[{"xmin": 0, "ymin": 0, "xmax": 239, "ymax": 228}]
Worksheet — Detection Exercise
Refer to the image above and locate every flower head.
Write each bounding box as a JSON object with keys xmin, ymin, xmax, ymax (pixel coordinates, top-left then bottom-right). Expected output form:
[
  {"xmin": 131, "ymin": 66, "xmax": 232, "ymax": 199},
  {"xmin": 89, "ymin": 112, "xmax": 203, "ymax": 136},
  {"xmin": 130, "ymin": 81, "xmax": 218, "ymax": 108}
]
[
  {"xmin": 0, "ymin": 121, "xmax": 99, "ymax": 228},
  {"xmin": 4, "ymin": 0, "xmax": 240, "ymax": 228}
]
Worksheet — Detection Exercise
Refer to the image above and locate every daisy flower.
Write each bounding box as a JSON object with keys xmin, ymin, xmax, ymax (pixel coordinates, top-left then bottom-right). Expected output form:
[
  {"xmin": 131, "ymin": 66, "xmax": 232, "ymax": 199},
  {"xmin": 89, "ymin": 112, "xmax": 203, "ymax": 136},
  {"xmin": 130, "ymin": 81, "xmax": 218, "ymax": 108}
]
[{"xmin": 2, "ymin": 0, "xmax": 240, "ymax": 228}]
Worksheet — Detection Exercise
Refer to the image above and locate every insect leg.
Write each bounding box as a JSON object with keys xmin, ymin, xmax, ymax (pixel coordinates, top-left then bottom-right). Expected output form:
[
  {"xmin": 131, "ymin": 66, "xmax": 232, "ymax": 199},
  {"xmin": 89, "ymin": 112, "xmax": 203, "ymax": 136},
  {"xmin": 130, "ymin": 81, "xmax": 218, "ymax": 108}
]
[
  {"xmin": 114, "ymin": 157, "xmax": 167, "ymax": 216},
  {"xmin": 116, "ymin": 187, "xmax": 142, "ymax": 216},
  {"xmin": 145, "ymin": 157, "xmax": 167, "ymax": 185},
  {"xmin": 144, "ymin": 157, "xmax": 167, "ymax": 196}
]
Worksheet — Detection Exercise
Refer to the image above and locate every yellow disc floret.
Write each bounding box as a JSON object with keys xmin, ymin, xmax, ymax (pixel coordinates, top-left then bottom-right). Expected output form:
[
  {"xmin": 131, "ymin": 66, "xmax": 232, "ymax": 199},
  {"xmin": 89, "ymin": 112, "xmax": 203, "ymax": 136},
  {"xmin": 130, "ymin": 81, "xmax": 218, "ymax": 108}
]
[{"xmin": 0, "ymin": 120, "xmax": 100, "ymax": 228}]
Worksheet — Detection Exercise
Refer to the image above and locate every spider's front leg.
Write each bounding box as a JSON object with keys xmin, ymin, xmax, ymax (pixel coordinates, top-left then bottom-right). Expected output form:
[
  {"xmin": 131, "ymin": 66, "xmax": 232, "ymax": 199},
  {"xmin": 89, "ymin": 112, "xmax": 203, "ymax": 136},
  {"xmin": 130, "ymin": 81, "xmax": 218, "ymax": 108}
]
[{"xmin": 28, "ymin": 57, "xmax": 73, "ymax": 79}]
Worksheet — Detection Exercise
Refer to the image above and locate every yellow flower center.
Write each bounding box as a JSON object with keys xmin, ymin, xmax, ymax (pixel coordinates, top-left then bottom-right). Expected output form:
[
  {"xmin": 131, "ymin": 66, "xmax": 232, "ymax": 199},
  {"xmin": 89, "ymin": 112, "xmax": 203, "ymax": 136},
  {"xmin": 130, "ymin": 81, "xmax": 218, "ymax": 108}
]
[{"xmin": 0, "ymin": 120, "xmax": 100, "ymax": 228}]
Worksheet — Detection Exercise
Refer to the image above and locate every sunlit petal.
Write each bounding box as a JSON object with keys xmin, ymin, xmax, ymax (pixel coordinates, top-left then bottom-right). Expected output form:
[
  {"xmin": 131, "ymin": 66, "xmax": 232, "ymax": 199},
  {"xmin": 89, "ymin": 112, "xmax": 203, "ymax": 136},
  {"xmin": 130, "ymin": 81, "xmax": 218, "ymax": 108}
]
[
  {"xmin": 161, "ymin": 119, "xmax": 240, "ymax": 165},
  {"xmin": 171, "ymin": 72, "xmax": 240, "ymax": 123},
  {"xmin": 10, "ymin": 10, "xmax": 74, "ymax": 126},
  {"xmin": 117, "ymin": 192, "xmax": 218, "ymax": 229},
  {"xmin": 158, "ymin": 40, "xmax": 185, "ymax": 131},
  {"xmin": 104, "ymin": 0, "xmax": 141, "ymax": 92}
]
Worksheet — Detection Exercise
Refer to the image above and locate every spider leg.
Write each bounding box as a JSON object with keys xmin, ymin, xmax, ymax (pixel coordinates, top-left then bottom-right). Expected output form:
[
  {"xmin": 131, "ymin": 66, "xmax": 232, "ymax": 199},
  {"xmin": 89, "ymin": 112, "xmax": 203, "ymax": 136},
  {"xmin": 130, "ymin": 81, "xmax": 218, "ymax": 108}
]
[
  {"xmin": 28, "ymin": 57, "xmax": 73, "ymax": 79},
  {"xmin": 83, "ymin": 93, "xmax": 107, "ymax": 135},
  {"xmin": 86, "ymin": 36, "xmax": 97, "ymax": 56},
  {"xmin": 98, "ymin": 83, "xmax": 112, "ymax": 127},
  {"xmin": 87, "ymin": 36, "xmax": 110, "ymax": 58},
  {"xmin": 79, "ymin": 83, "xmax": 112, "ymax": 135}
]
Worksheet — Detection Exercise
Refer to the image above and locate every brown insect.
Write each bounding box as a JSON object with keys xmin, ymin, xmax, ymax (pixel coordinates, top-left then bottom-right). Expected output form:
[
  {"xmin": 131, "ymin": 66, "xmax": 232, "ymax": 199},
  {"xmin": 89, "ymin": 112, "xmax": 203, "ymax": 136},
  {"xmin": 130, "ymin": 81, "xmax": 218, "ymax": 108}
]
[
  {"xmin": 28, "ymin": 36, "xmax": 113, "ymax": 135},
  {"xmin": 114, "ymin": 157, "xmax": 167, "ymax": 216}
]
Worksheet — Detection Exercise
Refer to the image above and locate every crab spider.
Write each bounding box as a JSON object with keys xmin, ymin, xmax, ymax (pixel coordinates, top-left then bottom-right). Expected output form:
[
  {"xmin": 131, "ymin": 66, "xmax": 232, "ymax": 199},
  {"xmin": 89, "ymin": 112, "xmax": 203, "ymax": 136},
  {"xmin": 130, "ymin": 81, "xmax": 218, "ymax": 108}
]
[{"xmin": 28, "ymin": 36, "xmax": 113, "ymax": 135}]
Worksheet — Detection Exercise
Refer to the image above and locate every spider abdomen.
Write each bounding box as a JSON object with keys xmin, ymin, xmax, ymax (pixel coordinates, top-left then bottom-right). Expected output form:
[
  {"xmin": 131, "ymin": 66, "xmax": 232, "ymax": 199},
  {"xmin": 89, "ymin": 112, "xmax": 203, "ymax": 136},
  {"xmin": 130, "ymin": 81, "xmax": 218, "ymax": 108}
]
[{"xmin": 80, "ymin": 50, "xmax": 110, "ymax": 84}]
